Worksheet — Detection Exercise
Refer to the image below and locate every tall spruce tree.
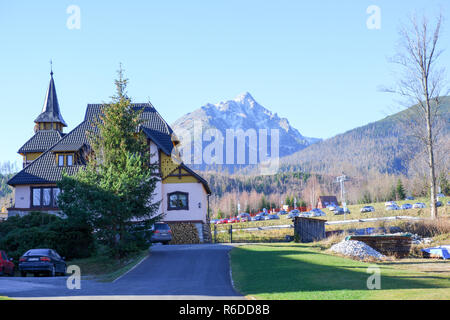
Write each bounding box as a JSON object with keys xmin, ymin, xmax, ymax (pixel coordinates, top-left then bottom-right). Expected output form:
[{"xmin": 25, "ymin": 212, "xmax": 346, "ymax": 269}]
[
  {"xmin": 58, "ymin": 65, "xmax": 161, "ymax": 259},
  {"xmin": 396, "ymin": 179, "xmax": 406, "ymax": 200}
]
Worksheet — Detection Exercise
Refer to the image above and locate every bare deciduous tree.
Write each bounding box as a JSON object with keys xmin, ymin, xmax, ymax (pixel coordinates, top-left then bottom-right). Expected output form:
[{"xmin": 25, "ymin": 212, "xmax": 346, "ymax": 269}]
[{"xmin": 386, "ymin": 13, "xmax": 449, "ymax": 219}]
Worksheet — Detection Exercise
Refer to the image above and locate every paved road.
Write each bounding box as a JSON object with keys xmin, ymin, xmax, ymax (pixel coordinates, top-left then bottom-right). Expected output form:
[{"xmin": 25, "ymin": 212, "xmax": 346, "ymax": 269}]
[{"xmin": 0, "ymin": 244, "xmax": 244, "ymax": 300}]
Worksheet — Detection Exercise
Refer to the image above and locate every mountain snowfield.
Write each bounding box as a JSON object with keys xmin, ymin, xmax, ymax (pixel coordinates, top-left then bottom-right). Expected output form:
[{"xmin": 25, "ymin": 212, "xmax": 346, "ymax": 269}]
[{"xmin": 171, "ymin": 92, "xmax": 320, "ymax": 171}]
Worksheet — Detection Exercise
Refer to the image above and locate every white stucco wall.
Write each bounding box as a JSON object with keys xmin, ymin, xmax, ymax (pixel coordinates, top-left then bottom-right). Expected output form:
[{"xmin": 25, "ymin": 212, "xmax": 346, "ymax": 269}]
[
  {"xmin": 149, "ymin": 140, "xmax": 159, "ymax": 174},
  {"xmin": 160, "ymin": 183, "xmax": 207, "ymax": 223},
  {"xmin": 15, "ymin": 185, "xmax": 30, "ymax": 208}
]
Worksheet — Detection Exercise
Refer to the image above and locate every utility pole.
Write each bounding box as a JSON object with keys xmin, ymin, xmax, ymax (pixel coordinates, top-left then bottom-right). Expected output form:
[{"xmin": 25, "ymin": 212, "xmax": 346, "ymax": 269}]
[{"xmin": 336, "ymin": 174, "xmax": 349, "ymax": 220}]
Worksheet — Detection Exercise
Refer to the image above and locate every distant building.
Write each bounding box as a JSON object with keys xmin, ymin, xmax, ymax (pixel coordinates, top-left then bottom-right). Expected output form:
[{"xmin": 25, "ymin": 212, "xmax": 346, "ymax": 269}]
[{"xmin": 317, "ymin": 196, "xmax": 338, "ymax": 209}]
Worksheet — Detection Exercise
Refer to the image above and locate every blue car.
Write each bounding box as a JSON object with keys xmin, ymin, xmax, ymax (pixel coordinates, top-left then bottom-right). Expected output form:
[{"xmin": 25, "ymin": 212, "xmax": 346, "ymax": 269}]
[
  {"xmin": 19, "ymin": 249, "xmax": 66, "ymax": 277},
  {"xmin": 401, "ymin": 203, "xmax": 412, "ymax": 210}
]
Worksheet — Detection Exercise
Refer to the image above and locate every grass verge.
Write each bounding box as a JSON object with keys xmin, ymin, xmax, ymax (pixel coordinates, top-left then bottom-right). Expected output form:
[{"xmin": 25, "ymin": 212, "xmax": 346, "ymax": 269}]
[
  {"xmin": 230, "ymin": 243, "xmax": 450, "ymax": 300},
  {"xmin": 67, "ymin": 249, "xmax": 148, "ymax": 282}
]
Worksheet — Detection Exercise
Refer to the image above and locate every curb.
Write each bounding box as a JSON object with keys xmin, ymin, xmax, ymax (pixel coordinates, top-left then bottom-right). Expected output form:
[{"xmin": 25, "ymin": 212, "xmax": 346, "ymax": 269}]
[{"xmin": 112, "ymin": 253, "xmax": 149, "ymax": 283}]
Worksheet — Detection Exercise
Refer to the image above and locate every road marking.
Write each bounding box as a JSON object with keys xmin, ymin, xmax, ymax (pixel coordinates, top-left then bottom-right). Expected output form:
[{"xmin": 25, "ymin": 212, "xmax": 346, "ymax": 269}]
[{"xmin": 112, "ymin": 254, "xmax": 149, "ymax": 283}]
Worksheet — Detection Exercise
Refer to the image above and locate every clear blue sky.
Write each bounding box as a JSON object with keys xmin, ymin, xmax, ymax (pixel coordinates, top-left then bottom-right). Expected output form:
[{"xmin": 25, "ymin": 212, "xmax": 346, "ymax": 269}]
[{"xmin": 1, "ymin": 1, "xmax": 449, "ymax": 165}]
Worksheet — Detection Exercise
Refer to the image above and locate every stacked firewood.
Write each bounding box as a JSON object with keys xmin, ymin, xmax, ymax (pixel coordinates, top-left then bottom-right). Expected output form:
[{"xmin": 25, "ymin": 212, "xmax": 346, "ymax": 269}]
[{"xmin": 167, "ymin": 222, "xmax": 200, "ymax": 244}]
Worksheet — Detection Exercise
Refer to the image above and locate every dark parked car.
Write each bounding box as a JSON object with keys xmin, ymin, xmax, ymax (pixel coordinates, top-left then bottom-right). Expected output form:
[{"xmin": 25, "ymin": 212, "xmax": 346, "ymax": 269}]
[
  {"xmin": 436, "ymin": 201, "xmax": 442, "ymax": 207},
  {"xmin": 360, "ymin": 206, "xmax": 375, "ymax": 213},
  {"xmin": 334, "ymin": 207, "xmax": 351, "ymax": 215},
  {"xmin": 0, "ymin": 250, "xmax": 15, "ymax": 277},
  {"xmin": 19, "ymin": 249, "xmax": 66, "ymax": 277},
  {"xmin": 150, "ymin": 222, "xmax": 172, "ymax": 245},
  {"xmin": 251, "ymin": 215, "xmax": 264, "ymax": 221}
]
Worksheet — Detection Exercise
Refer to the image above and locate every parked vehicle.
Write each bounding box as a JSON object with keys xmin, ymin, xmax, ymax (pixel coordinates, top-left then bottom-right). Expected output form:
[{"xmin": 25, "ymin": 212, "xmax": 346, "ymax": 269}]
[
  {"xmin": 385, "ymin": 201, "xmax": 397, "ymax": 207},
  {"xmin": 360, "ymin": 206, "xmax": 375, "ymax": 213},
  {"xmin": 309, "ymin": 208, "xmax": 326, "ymax": 217},
  {"xmin": 401, "ymin": 203, "xmax": 412, "ymax": 210},
  {"xmin": 327, "ymin": 205, "xmax": 338, "ymax": 211},
  {"xmin": 215, "ymin": 218, "xmax": 227, "ymax": 224},
  {"xmin": 436, "ymin": 201, "xmax": 442, "ymax": 207},
  {"xmin": 287, "ymin": 211, "xmax": 300, "ymax": 219},
  {"xmin": 413, "ymin": 203, "xmax": 426, "ymax": 209},
  {"xmin": 437, "ymin": 193, "xmax": 445, "ymax": 198},
  {"xmin": 386, "ymin": 204, "xmax": 400, "ymax": 211},
  {"xmin": 19, "ymin": 249, "xmax": 66, "ymax": 277},
  {"xmin": 277, "ymin": 210, "xmax": 288, "ymax": 215},
  {"xmin": 150, "ymin": 222, "xmax": 172, "ymax": 245},
  {"xmin": 269, "ymin": 214, "xmax": 280, "ymax": 220},
  {"xmin": 333, "ymin": 207, "xmax": 350, "ymax": 215},
  {"xmin": 299, "ymin": 212, "xmax": 312, "ymax": 217},
  {"xmin": 447, "ymin": 201, "xmax": 450, "ymax": 206},
  {"xmin": 210, "ymin": 219, "xmax": 219, "ymax": 224},
  {"xmin": 0, "ymin": 250, "xmax": 15, "ymax": 277},
  {"xmin": 238, "ymin": 213, "xmax": 251, "ymax": 219},
  {"xmin": 405, "ymin": 196, "xmax": 415, "ymax": 201},
  {"xmin": 251, "ymin": 215, "xmax": 264, "ymax": 221}
]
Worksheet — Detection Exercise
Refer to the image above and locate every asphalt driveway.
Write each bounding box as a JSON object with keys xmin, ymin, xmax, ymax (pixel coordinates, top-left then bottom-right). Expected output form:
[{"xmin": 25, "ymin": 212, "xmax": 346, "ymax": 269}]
[{"xmin": 0, "ymin": 244, "xmax": 244, "ymax": 299}]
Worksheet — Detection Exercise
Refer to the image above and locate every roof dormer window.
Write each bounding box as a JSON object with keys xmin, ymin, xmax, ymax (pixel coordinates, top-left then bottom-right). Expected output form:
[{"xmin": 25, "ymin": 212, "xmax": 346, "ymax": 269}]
[
  {"xmin": 58, "ymin": 155, "xmax": 64, "ymax": 167},
  {"xmin": 57, "ymin": 154, "xmax": 74, "ymax": 167}
]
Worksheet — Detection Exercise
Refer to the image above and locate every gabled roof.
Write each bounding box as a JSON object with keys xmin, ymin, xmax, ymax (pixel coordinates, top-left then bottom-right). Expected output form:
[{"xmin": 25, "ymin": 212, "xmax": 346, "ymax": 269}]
[
  {"xmin": 34, "ymin": 72, "xmax": 67, "ymax": 126},
  {"xmin": 318, "ymin": 196, "xmax": 338, "ymax": 204},
  {"xmin": 179, "ymin": 163, "xmax": 211, "ymax": 195},
  {"xmin": 51, "ymin": 142, "xmax": 87, "ymax": 152},
  {"xmin": 8, "ymin": 120, "xmax": 91, "ymax": 186},
  {"xmin": 9, "ymin": 103, "xmax": 210, "ymax": 196},
  {"xmin": 85, "ymin": 103, "xmax": 175, "ymax": 156},
  {"xmin": 18, "ymin": 130, "xmax": 64, "ymax": 154}
]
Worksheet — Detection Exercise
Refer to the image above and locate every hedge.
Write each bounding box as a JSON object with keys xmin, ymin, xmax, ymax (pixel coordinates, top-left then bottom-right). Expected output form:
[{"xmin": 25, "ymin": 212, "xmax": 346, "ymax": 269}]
[{"xmin": 0, "ymin": 212, "xmax": 95, "ymax": 261}]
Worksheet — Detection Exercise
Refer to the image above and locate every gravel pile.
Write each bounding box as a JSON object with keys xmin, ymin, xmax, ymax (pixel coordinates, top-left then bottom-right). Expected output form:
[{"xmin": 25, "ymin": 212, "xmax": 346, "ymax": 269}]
[
  {"xmin": 330, "ymin": 240, "xmax": 386, "ymax": 260},
  {"xmin": 390, "ymin": 232, "xmax": 433, "ymax": 245}
]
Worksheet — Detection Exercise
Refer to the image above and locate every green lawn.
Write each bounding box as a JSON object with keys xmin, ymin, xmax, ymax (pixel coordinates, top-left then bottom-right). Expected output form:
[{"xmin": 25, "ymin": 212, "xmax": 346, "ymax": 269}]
[
  {"xmin": 67, "ymin": 249, "xmax": 148, "ymax": 282},
  {"xmin": 230, "ymin": 243, "xmax": 450, "ymax": 300}
]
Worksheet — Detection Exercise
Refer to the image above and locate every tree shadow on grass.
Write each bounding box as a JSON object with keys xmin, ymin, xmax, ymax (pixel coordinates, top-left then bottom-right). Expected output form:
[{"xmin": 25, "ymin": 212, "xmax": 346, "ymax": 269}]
[{"xmin": 231, "ymin": 245, "xmax": 450, "ymax": 298}]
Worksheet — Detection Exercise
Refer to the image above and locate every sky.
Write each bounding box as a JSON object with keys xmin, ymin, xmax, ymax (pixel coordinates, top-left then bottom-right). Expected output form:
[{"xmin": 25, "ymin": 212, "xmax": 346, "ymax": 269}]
[{"xmin": 0, "ymin": 0, "xmax": 449, "ymax": 165}]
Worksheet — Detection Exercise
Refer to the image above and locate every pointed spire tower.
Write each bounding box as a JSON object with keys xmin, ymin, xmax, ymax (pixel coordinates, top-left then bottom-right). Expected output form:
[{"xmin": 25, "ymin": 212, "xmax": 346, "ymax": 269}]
[{"xmin": 34, "ymin": 67, "xmax": 67, "ymax": 132}]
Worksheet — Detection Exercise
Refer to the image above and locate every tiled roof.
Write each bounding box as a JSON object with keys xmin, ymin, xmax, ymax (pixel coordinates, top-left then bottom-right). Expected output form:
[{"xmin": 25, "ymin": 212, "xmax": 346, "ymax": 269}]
[
  {"xmin": 51, "ymin": 142, "xmax": 86, "ymax": 152},
  {"xmin": 34, "ymin": 73, "xmax": 67, "ymax": 126},
  {"xmin": 9, "ymin": 103, "xmax": 210, "ymax": 195},
  {"xmin": 85, "ymin": 103, "xmax": 175, "ymax": 155},
  {"xmin": 18, "ymin": 130, "xmax": 64, "ymax": 153},
  {"xmin": 8, "ymin": 121, "xmax": 91, "ymax": 185}
]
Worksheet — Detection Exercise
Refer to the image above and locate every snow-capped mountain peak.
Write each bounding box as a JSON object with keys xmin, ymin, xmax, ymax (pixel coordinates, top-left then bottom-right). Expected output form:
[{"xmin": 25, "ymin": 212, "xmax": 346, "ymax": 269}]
[{"xmin": 171, "ymin": 93, "xmax": 321, "ymax": 171}]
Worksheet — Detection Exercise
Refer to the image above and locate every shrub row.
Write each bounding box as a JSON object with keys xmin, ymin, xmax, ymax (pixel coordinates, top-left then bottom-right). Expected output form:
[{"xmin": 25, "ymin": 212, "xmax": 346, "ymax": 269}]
[{"xmin": 0, "ymin": 212, "xmax": 95, "ymax": 261}]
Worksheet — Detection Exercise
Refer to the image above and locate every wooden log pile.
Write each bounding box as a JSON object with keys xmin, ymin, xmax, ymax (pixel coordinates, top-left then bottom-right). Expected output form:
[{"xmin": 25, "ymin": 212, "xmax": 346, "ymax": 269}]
[
  {"xmin": 167, "ymin": 222, "xmax": 200, "ymax": 244},
  {"xmin": 347, "ymin": 235, "xmax": 412, "ymax": 258}
]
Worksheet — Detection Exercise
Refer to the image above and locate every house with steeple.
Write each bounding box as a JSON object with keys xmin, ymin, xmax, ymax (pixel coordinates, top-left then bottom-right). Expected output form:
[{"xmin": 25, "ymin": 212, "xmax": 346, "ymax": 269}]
[
  {"xmin": 8, "ymin": 70, "xmax": 212, "ymax": 243},
  {"xmin": 18, "ymin": 70, "xmax": 66, "ymax": 168}
]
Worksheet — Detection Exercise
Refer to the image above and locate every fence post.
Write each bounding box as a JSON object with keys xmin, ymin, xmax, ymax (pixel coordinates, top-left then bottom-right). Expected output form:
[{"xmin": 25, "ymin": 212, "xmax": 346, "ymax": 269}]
[
  {"xmin": 214, "ymin": 224, "xmax": 217, "ymax": 243},
  {"xmin": 229, "ymin": 224, "xmax": 233, "ymax": 243}
]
